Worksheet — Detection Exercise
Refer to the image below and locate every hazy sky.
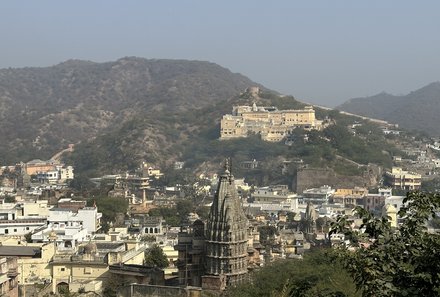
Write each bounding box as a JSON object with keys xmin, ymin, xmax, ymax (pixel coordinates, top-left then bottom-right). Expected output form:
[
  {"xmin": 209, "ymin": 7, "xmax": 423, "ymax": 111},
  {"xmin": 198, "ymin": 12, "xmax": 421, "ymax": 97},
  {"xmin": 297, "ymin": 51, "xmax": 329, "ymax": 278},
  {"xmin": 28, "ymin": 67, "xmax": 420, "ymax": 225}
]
[{"xmin": 1, "ymin": 1, "xmax": 440, "ymax": 107}]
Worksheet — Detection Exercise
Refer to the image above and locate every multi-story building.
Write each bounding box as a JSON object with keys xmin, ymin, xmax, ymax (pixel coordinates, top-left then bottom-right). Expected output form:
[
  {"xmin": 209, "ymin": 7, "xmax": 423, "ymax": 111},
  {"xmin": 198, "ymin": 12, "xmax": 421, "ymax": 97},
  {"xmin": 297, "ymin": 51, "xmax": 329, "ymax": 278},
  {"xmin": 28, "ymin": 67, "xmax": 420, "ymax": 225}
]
[
  {"xmin": 0, "ymin": 243, "xmax": 55, "ymax": 286},
  {"xmin": 0, "ymin": 201, "xmax": 49, "ymax": 236},
  {"xmin": 302, "ymin": 186, "xmax": 335, "ymax": 206},
  {"xmin": 363, "ymin": 188, "xmax": 391, "ymax": 213},
  {"xmin": 36, "ymin": 170, "xmax": 59, "ymax": 184},
  {"xmin": 384, "ymin": 167, "xmax": 421, "ymax": 190},
  {"xmin": 50, "ymin": 240, "xmax": 157, "ymax": 294},
  {"xmin": 59, "ymin": 165, "xmax": 74, "ymax": 183},
  {"xmin": 0, "ymin": 257, "xmax": 18, "ymax": 297},
  {"xmin": 31, "ymin": 206, "xmax": 102, "ymax": 250},
  {"xmin": 36, "ymin": 165, "xmax": 74, "ymax": 184},
  {"xmin": 332, "ymin": 187, "xmax": 368, "ymax": 208},
  {"xmin": 220, "ymin": 103, "xmax": 323, "ymax": 142},
  {"xmin": 250, "ymin": 185, "xmax": 298, "ymax": 213},
  {"xmin": 24, "ymin": 159, "xmax": 58, "ymax": 176}
]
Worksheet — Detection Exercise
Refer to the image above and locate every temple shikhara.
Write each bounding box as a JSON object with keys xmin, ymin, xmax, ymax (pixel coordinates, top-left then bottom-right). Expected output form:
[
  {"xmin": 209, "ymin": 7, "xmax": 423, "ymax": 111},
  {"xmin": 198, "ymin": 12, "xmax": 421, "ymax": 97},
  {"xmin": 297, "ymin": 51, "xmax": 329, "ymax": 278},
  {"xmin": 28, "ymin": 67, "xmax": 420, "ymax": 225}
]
[
  {"xmin": 175, "ymin": 160, "xmax": 250, "ymax": 291},
  {"xmin": 202, "ymin": 159, "xmax": 249, "ymax": 290}
]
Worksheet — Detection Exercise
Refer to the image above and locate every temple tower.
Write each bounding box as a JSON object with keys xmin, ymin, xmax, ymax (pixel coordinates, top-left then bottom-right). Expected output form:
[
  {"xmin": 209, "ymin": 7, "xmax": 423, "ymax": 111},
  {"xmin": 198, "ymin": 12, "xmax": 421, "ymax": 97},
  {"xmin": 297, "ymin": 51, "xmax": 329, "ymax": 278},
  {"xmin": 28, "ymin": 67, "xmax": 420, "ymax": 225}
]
[{"xmin": 202, "ymin": 160, "xmax": 249, "ymax": 290}]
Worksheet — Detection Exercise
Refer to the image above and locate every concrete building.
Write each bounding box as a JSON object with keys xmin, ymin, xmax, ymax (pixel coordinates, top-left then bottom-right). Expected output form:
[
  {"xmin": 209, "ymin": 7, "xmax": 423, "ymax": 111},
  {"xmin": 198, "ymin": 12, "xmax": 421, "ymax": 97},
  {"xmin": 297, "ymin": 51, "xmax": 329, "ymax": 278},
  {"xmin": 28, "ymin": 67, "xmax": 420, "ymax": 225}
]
[
  {"xmin": 24, "ymin": 159, "xmax": 57, "ymax": 176},
  {"xmin": 0, "ymin": 243, "xmax": 55, "ymax": 286},
  {"xmin": 36, "ymin": 170, "xmax": 59, "ymax": 184},
  {"xmin": 302, "ymin": 186, "xmax": 335, "ymax": 205},
  {"xmin": 332, "ymin": 187, "xmax": 368, "ymax": 208},
  {"xmin": 31, "ymin": 206, "xmax": 102, "ymax": 250},
  {"xmin": 59, "ymin": 165, "xmax": 74, "ymax": 182},
  {"xmin": 363, "ymin": 189, "xmax": 395, "ymax": 213},
  {"xmin": 384, "ymin": 167, "xmax": 421, "ymax": 190},
  {"xmin": 51, "ymin": 240, "xmax": 155, "ymax": 294},
  {"xmin": 0, "ymin": 201, "xmax": 49, "ymax": 236},
  {"xmin": 0, "ymin": 257, "xmax": 18, "ymax": 297},
  {"xmin": 252, "ymin": 185, "xmax": 297, "ymax": 205},
  {"xmin": 248, "ymin": 185, "xmax": 298, "ymax": 214}
]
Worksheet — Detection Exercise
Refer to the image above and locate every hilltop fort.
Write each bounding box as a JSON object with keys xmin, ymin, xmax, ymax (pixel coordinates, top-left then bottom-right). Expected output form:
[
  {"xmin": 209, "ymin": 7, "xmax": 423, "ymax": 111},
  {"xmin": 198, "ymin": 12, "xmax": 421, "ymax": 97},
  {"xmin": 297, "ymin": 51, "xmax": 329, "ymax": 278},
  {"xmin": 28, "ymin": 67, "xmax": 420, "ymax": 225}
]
[{"xmin": 220, "ymin": 102, "xmax": 323, "ymax": 142}]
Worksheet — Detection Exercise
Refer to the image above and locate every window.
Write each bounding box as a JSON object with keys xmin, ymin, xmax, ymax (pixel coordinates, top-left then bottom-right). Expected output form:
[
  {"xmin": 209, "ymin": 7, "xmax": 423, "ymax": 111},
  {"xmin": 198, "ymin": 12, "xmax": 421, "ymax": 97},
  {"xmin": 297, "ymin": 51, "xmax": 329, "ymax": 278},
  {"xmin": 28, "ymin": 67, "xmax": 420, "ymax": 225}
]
[
  {"xmin": 84, "ymin": 267, "xmax": 92, "ymax": 274},
  {"xmin": 4, "ymin": 229, "xmax": 8, "ymax": 234},
  {"xmin": 60, "ymin": 268, "xmax": 65, "ymax": 271},
  {"xmin": 13, "ymin": 229, "xmax": 17, "ymax": 232}
]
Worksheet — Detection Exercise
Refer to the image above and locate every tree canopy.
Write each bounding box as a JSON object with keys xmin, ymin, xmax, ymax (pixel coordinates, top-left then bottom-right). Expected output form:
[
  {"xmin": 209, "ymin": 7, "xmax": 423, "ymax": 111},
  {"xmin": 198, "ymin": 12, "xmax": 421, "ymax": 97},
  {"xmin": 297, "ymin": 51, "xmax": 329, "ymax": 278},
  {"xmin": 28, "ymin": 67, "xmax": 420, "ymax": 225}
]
[
  {"xmin": 330, "ymin": 191, "xmax": 440, "ymax": 296},
  {"xmin": 227, "ymin": 249, "xmax": 359, "ymax": 297},
  {"xmin": 144, "ymin": 244, "xmax": 169, "ymax": 269}
]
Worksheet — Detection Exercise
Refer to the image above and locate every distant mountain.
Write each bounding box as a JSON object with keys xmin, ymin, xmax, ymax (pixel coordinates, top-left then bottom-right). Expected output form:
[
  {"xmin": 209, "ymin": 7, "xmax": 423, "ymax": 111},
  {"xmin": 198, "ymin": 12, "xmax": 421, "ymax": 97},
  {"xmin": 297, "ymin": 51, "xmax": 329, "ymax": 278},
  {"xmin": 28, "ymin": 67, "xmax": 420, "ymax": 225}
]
[
  {"xmin": 337, "ymin": 82, "xmax": 440, "ymax": 136},
  {"xmin": 0, "ymin": 57, "xmax": 260, "ymax": 165}
]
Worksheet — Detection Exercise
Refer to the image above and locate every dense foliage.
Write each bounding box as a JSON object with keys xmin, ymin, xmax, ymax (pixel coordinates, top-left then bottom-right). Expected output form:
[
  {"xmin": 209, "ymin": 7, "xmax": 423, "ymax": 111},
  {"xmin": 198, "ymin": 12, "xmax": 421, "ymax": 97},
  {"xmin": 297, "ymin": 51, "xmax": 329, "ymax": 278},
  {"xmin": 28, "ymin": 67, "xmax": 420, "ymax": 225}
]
[
  {"xmin": 148, "ymin": 200, "xmax": 195, "ymax": 226},
  {"xmin": 144, "ymin": 244, "xmax": 169, "ymax": 269},
  {"xmin": 330, "ymin": 191, "xmax": 440, "ymax": 296},
  {"xmin": 86, "ymin": 197, "xmax": 128, "ymax": 232},
  {"xmin": 227, "ymin": 249, "xmax": 359, "ymax": 297}
]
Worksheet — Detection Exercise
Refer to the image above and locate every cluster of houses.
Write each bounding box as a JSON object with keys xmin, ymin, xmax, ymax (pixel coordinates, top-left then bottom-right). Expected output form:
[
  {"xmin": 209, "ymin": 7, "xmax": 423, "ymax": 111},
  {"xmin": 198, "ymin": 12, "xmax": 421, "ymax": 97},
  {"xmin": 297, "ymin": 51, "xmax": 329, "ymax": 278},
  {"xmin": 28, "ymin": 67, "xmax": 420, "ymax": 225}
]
[{"xmin": 0, "ymin": 151, "xmax": 432, "ymax": 296}]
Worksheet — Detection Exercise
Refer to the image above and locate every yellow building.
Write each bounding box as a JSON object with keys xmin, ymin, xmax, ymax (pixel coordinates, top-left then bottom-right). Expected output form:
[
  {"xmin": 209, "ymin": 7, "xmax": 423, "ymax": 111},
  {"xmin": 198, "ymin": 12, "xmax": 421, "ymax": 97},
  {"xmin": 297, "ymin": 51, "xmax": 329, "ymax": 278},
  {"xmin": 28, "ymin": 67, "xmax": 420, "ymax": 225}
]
[
  {"xmin": 384, "ymin": 167, "xmax": 421, "ymax": 190},
  {"xmin": 220, "ymin": 104, "xmax": 322, "ymax": 142},
  {"xmin": 333, "ymin": 187, "xmax": 368, "ymax": 208},
  {"xmin": 0, "ymin": 242, "xmax": 56, "ymax": 285}
]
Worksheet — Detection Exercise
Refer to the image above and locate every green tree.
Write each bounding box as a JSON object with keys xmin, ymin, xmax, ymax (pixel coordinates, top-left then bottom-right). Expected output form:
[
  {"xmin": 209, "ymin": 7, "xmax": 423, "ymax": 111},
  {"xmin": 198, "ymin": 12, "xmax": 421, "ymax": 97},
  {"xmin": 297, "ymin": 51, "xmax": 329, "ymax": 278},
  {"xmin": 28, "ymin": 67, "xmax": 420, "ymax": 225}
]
[
  {"xmin": 144, "ymin": 244, "xmax": 169, "ymax": 269},
  {"xmin": 87, "ymin": 197, "xmax": 128, "ymax": 231},
  {"xmin": 176, "ymin": 200, "xmax": 194, "ymax": 219},
  {"xmin": 258, "ymin": 225, "xmax": 278, "ymax": 245},
  {"xmin": 227, "ymin": 249, "xmax": 358, "ymax": 297},
  {"xmin": 330, "ymin": 191, "xmax": 440, "ymax": 296}
]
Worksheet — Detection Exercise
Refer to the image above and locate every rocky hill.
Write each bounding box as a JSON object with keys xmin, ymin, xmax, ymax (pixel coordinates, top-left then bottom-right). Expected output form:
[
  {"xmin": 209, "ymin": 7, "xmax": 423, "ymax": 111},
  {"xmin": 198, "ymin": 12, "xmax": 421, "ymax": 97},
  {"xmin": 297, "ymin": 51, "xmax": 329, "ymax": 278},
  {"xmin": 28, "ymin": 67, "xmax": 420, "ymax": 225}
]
[
  {"xmin": 0, "ymin": 57, "xmax": 260, "ymax": 165},
  {"xmin": 1, "ymin": 57, "xmax": 408, "ymax": 188},
  {"xmin": 337, "ymin": 82, "xmax": 440, "ymax": 136}
]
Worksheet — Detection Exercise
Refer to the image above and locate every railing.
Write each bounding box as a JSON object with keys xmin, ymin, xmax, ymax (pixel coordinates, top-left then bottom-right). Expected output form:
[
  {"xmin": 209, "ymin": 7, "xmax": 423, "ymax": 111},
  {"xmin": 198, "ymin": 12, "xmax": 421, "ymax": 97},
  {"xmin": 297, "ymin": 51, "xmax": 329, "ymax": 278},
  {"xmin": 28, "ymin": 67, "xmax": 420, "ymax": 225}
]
[{"xmin": 0, "ymin": 218, "xmax": 46, "ymax": 224}]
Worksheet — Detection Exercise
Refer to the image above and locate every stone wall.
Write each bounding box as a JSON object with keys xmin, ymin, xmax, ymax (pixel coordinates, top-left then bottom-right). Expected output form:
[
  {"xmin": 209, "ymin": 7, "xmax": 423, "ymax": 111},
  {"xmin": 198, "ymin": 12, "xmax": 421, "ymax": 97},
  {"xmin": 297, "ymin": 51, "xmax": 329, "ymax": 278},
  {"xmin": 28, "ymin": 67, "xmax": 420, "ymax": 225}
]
[{"xmin": 293, "ymin": 165, "xmax": 381, "ymax": 193}]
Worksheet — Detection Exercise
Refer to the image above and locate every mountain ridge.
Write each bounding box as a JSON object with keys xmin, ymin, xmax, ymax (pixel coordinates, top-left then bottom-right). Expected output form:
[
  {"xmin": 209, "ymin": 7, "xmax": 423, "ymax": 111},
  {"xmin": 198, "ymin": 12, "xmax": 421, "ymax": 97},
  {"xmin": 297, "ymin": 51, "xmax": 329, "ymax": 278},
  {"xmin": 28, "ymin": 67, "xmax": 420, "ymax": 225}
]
[
  {"xmin": 337, "ymin": 82, "xmax": 440, "ymax": 136},
  {"xmin": 0, "ymin": 57, "xmax": 262, "ymax": 164}
]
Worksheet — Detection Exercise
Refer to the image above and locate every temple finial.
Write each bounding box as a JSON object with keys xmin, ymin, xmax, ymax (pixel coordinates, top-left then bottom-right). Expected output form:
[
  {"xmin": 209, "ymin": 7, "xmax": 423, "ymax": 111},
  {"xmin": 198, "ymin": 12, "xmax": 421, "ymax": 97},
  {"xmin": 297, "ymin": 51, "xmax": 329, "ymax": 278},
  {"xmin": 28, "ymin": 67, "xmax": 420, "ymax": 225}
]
[{"xmin": 224, "ymin": 158, "xmax": 230, "ymax": 174}]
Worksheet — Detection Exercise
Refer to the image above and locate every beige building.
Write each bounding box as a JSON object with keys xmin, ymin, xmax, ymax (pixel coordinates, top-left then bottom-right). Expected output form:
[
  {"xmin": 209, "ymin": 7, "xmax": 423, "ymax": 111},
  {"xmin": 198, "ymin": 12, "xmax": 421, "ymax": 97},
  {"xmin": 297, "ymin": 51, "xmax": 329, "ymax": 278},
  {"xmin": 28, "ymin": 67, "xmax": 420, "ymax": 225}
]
[
  {"xmin": 384, "ymin": 167, "xmax": 421, "ymax": 190},
  {"xmin": 220, "ymin": 103, "xmax": 323, "ymax": 142},
  {"xmin": 0, "ymin": 257, "xmax": 18, "ymax": 297},
  {"xmin": 0, "ymin": 242, "xmax": 56, "ymax": 285},
  {"xmin": 332, "ymin": 187, "xmax": 368, "ymax": 208}
]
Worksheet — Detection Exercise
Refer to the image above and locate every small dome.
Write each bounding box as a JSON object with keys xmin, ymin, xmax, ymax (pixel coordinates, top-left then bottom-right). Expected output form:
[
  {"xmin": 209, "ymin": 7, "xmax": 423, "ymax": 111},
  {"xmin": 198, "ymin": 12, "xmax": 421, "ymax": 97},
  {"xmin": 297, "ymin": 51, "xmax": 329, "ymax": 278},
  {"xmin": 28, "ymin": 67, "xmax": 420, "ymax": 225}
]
[{"xmin": 384, "ymin": 203, "xmax": 397, "ymax": 213}]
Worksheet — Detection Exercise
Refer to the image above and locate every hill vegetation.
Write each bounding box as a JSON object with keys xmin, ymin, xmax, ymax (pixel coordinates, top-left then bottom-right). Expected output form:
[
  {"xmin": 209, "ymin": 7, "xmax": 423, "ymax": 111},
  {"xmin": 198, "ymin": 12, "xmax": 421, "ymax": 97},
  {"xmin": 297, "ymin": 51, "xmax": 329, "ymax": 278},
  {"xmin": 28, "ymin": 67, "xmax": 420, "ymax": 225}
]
[
  {"xmin": 0, "ymin": 58, "xmax": 408, "ymax": 187},
  {"xmin": 0, "ymin": 57, "xmax": 258, "ymax": 164},
  {"xmin": 337, "ymin": 82, "xmax": 440, "ymax": 136}
]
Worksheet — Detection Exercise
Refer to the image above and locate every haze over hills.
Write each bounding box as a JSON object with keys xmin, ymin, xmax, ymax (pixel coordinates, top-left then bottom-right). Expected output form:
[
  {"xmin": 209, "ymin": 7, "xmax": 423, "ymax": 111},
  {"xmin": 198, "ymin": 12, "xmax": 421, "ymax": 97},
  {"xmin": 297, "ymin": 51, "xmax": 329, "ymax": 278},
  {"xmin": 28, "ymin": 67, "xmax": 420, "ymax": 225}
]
[
  {"xmin": 0, "ymin": 57, "xmax": 407, "ymax": 187},
  {"xmin": 337, "ymin": 82, "xmax": 440, "ymax": 136},
  {"xmin": 0, "ymin": 57, "xmax": 260, "ymax": 165}
]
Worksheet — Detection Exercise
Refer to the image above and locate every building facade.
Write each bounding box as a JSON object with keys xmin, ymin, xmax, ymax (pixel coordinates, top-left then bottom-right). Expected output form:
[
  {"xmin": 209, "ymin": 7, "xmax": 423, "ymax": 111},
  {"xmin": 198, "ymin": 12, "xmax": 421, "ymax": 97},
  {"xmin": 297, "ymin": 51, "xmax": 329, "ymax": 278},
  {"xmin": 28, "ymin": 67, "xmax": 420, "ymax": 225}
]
[
  {"xmin": 384, "ymin": 167, "xmax": 421, "ymax": 190},
  {"xmin": 220, "ymin": 103, "xmax": 323, "ymax": 142}
]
